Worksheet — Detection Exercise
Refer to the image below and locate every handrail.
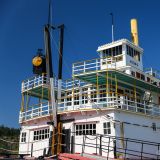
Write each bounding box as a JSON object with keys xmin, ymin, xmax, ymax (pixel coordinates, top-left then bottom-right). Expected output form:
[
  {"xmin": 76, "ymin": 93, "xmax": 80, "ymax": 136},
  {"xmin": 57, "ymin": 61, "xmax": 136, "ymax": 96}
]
[
  {"xmin": 72, "ymin": 57, "xmax": 160, "ymax": 86},
  {"xmin": 21, "ymin": 75, "xmax": 88, "ymax": 92},
  {"xmin": 19, "ymin": 95, "xmax": 160, "ymax": 122}
]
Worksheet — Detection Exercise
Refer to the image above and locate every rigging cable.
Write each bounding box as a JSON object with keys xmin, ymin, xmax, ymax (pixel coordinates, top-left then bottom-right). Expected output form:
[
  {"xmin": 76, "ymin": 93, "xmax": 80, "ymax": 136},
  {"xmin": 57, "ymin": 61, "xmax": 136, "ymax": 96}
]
[{"xmin": 50, "ymin": 31, "xmax": 72, "ymax": 77}]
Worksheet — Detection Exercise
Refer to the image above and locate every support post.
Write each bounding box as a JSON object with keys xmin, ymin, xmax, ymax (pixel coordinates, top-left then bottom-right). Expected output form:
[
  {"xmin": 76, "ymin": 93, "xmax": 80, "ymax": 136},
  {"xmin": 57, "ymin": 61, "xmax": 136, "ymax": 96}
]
[
  {"xmin": 113, "ymin": 139, "xmax": 117, "ymax": 159},
  {"xmin": 71, "ymin": 135, "xmax": 74, "ymax": 154},
  {"xmin": 107, "ymin": 136, "xmax": 111, "ymax": 160},
  {"xmin": 58, "ymin": 24, "xmax": 64, "ymax": 106},
  {"xmin": 99, "ymin": 135, "xmax": 102, "ymax": 156},
  {"xmin": 96, "ymin": 73, "xmax": 99, "ymax": 103},
  {"xmin": 31, "ymin": 143, "xmax": 33, "ymax": 157}
]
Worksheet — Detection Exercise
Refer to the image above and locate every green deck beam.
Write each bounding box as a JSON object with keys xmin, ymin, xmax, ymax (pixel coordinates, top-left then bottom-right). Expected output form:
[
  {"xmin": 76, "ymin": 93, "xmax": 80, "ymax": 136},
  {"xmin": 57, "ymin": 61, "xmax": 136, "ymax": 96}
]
[
  {"xmin": 23, "ymin": 86, "xmax": 50, "ymax": 100},
  {"xmin": 74, "ymin": 70, "xmax": 160, "ymax": 93}
]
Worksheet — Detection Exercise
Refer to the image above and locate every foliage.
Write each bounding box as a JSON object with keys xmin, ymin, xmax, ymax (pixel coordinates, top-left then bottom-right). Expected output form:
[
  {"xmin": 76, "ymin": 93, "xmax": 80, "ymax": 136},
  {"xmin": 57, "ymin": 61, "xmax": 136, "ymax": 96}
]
[
  {"xmin": 0, "ymin": 125, "xmax": 20, "ymax": 137},
  {"xmin": 0, "ymin": 125, "xmax": 20, "ymax": 155}
]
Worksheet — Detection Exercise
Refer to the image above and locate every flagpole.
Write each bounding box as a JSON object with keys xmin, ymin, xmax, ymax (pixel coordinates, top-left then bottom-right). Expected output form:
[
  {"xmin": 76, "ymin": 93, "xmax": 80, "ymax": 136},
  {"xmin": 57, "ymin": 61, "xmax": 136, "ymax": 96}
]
[{"xmin": 110, "ymin": 13, "xmax": 114, "ymax": 42}]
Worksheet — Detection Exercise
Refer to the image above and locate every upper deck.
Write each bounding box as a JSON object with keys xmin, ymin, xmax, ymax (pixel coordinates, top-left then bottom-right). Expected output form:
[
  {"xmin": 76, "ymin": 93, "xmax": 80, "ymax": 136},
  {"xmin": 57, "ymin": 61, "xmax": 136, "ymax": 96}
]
[
  {"xmin": 72, "ymin": 57, "xmax": 160, "ymax": 93},
  {"xmin": 19, "ymin": 39, "xmax": 160, "ymax": 123}
]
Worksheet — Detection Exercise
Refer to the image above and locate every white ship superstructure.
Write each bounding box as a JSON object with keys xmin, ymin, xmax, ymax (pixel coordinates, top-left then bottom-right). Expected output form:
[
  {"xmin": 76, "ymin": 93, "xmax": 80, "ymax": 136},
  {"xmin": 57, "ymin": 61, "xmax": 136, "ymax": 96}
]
[{"xmin": 19, "ymin": 19, "xmax": 160, "ymax": 159}]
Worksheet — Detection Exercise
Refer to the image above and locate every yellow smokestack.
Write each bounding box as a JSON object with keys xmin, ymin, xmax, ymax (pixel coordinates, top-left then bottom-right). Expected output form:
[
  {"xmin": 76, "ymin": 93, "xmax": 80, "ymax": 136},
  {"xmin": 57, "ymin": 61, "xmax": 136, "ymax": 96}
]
[{"xmin": 131, "ymin": 19, "xmax": 139, "ymax": 46}]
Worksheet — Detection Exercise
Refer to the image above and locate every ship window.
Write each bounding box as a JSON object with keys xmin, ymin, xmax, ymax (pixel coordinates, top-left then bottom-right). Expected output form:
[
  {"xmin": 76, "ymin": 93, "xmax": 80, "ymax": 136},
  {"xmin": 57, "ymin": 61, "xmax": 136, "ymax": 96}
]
[
  {"xmin": 131, "ymin": 71, "xmax": 135, "ymax": 77},
  {"xmin": 66, "ymin": 97, "xmax": 72, "ymax": 106},
  {"xmin": 152, "ymin": 123, "xmax": 156, "ymax": 131},
  {"xmin": 82, "ymin": 87, "xmax": 88, "ymax": 92},
  {"xmin": 91, "ymin": 91, "xmax": 97, "ymax": 102},
  {"xmin": 99, "ymin": 85, "xmax": 106, "ymax": 89},
  {"xmin": 126, "ymin": 45, "xmax": 140, "ymax": 61},
  {"xmin": 102, "ymin": 59, "xmax": 106, "ymax": 65},
  {"xmin": 116, "ymin": 55, "xmax": 123, "ymax": 62},
  {"xmin": 90, "ymin": 86, "xmax": 96, "ymax": 90},
  {"xmin": 108, "ymin": 48, "xmax": 111, "ymax": 57},
  {"xmin": 125, "ymin": 89, "xmax": 129, "ymax": 93},
  {"xmin": 101, "ymin": 45, "xmax": 122, "ymax": 58},
  {"xmin": 75, "ymin": 123, "xmax": 96, "ymax": 136},
  {"xmin": 33, "ymin": 128, "xmax": 49, "ymax": 141},
  {"xmin": 117, "ymin": 89, "xmax": 124, "ymax": 94},
  {"xmin": 82, "ymin": 88, "xmax": 88, "ymax": 104},
  {"xmin": 136, "ymin": 72, "xmax": 140, "ymax": 79},
  {"xmin": 134, "ymin": 50, "xmax": 140, "ymax": 61},
  {"xmin": 67, "ymin": 91, "xmax": 72, "ymax": 95},
  {"xmin": 113, "ymin": 47, "xmax": 116, "ymax": 56},
  {"xmin": 74, "ymin": 89, "xmax": 79, "ymax": 93},
  {"xmin": 21, "ymin": 132, "xmax": 26, "ymax": 142},
  {"xmin": 141, "ymin": 74, "xmax": 145, "ymax": 81},
  {"xmin": 103, "ymin": 122, "xmax": 111, "ymax": 134},
  {"xmin": 100, "ymin": 90, "xmax": 106, "ymax": 102},
  {"xmin": 153, "ymin": 81, "xmax": 157, "ymax": 86},
  {"xmin": 82, "ymin": 94, "xmax": 88, "ymax": 104},
  {"xmin": 147, "ymin": 77, "xmax": 150, "ymax": 82},
  {"xmin": 74, "ymin": 95, "xmax": 79, "ymax": 105},
  {"xmin": 116, "ymin": 46, "xmax": 119, "ymax": 54}
]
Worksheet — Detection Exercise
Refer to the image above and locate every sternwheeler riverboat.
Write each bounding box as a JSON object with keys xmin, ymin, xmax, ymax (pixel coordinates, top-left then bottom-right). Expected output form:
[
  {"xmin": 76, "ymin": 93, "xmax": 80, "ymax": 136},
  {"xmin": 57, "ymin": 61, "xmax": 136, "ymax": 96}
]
[{"xmin": 19, "ymin": 17, "xmax": 160, "ymax": 159}]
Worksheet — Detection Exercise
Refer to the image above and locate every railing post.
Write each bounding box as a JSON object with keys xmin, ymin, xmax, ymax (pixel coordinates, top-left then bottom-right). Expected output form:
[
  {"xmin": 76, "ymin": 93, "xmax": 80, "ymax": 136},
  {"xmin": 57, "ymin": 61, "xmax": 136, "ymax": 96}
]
[
  {"xmin": 84, "ymin": 61, "xmax": 86, "ymax": 73},
  {"xmin": 96, "ymin": 59, "xmax": 98, "ymax": 71},
  {"xmin": 31, "ymin": 143, "xmax": 33, "ymax": 157},
  {"xmin": 141, "ymin": 142, "xmax": 143, "ymax": 160},
  {"xmin": 124, "ymin": 138, "xmax": 128, "ymax": 159},
  {"xmin": 126, "ymin": 97, "xmax": 128, "ymax": 110},
  {"xmin": 96, "ymin": 135, "xmax": 97, "ymax": 155},
  {"xmin": 72, "ymin": 64, "xmax": 74, "ymax": 75},
  {"xmin": 144, "ymin": 101, "xmax": 146, "ymax": 114},
  {"xmin": 22, "ymin": 81, "xmax": 24, "ymax": 92},
  {"xmin": 37, "ymin": 76, "xmax": 40, "ymax": 86},
  {"xmin": 135, "ymin": 100, "xmax": 138, "ymax": 113},
  {"xmin": 157, "ymin": 144, "xmax": 160, "ymax": 160},
  {"xmin": 48, "ymin": 102, "xmax": 50, "ymax": 114},
  {"xmin": 42, "ymin": 73, "xmax": 44, "ymax": 84},
  {"xmin": 99, "ymin": 135, "xmax": 102, "ymax": 156},
  {"xmin": 81, "ymin": 134, "xmax": 85, "ymax": 157},
  {"xmin": 27, "ymin": 79, "xmax": 29, "ymax": 90},
  {"xmin": 34, "ymin": 76, "xmax": 36, "ymax": 86},
  {"xmin": 107, "ymin": 136, "xmax": 111, "ymax": 160},
  {"xmin": 71, "ymin": 134, "xmax": 74, "ymax": 154},
  {"xmin": 40, "ymin": 103, "xmax": 43, "ymax": 116},
  {"xmin": 113, "ymin": 139, "xmax": 117, "ymax": 159}
]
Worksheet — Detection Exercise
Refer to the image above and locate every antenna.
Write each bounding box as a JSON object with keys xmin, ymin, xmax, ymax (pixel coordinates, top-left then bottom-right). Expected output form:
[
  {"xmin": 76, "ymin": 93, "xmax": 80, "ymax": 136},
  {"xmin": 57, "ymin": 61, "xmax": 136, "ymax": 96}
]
[
  {"xmin": 110, "ymin": 13, "xmax": 114, "ymax": 42},
  {"xmin": 48, "ymin": 0, "xmax": 52, "ymax": 26}
]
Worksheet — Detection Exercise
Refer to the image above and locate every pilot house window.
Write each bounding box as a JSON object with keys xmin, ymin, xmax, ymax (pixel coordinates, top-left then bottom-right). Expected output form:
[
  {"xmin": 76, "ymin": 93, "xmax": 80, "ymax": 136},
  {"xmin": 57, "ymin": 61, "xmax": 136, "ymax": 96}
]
[
  {"xmin": 126, "ymin": 45, "xmax": 140, "ymax": 61},
  {"xmin": 102, "ymin": 45, "xmax": 122, "ymax": 57}
]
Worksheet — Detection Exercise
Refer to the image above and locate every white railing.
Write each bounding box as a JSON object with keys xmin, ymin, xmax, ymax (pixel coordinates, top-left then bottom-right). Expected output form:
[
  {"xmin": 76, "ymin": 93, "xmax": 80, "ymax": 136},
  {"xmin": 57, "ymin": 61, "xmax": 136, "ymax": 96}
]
[
  {"xmin": 21, "ymin": 75, "xmax": 88, "ymax": 92},
  {"xmin": 21, "ymin": 75, "xmax": 50, "ymax": 92},
  {"xmin": 144, "ymin": 68, "xmax": 160, "ymax": 79},
  {"xmin": 19, "ymin": 96, "xmax": 160, "ymax": 123},
  {"xmin": 19, "ymin": 102, "xmax": 51, "ymax": 122},
  {"xmin": 72, "ymin": 57, "xmax": 116, "ymax": 75},
  {"xmin": 64, "ymin": 79, "xmax": 87, "ymax": 89}
]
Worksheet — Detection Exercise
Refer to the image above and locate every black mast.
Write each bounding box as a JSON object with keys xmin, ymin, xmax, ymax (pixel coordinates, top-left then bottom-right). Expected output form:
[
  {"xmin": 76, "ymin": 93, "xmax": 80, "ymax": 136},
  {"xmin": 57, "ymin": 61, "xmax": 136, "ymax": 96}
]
[
  {"xmin": 58, "ymin": 24, "xmax": 64, "ymax": 79},
  {"xmin": 45, "ymin": 26, "xmax": 53, "ymax": 78},
  {"xmin": 45, "ymin": 0, "xmax": 54, "ymax": 78}
]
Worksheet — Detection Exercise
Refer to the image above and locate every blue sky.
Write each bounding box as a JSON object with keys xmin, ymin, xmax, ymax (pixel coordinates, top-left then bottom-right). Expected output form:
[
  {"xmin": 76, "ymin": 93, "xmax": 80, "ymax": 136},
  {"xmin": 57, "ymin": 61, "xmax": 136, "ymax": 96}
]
[{"xmin": 0, "ymin": 0, "xmax": 160, "ymax": 127}]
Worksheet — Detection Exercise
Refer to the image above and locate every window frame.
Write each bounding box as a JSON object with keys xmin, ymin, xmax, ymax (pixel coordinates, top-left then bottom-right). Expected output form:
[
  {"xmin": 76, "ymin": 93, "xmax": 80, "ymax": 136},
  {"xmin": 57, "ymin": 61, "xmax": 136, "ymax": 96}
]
[
  {"xmin": 75, "ymin": 123, "xmax": 96, "ymax": 136},
  {"xmin": 33, "ymin": 128, "xmax": 50, "ymax": 141},
  {"xmin": 21, "ymin": 132, "xmax": 26, "ymax": 143},
  {"xmin": 103, "ymin": 122, "xmax": 111, "ymax": 135}
]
